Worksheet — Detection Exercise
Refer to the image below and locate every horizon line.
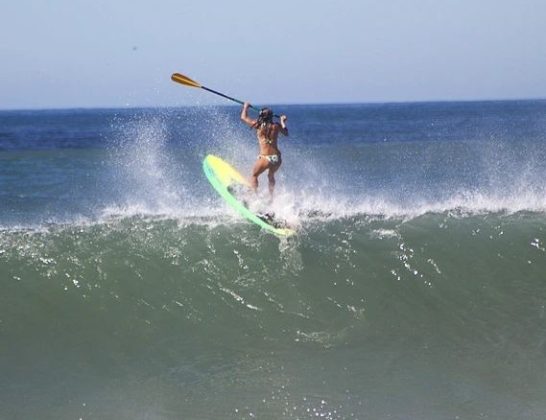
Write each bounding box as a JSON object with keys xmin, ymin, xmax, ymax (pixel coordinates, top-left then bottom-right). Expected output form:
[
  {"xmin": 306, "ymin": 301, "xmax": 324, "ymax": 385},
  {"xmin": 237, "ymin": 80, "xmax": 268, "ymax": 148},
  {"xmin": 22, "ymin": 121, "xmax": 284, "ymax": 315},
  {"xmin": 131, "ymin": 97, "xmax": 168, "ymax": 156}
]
[{"xmin": 1, "ymin": 96, "xmax": 545, "ymax": 113}]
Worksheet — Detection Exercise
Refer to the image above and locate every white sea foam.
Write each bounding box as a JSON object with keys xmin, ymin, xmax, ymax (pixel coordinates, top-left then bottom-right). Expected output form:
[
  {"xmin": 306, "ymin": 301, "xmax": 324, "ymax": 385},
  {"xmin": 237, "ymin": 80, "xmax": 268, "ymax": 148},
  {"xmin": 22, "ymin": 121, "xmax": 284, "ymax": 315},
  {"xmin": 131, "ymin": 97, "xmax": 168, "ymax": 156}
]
[{"xmin": 88, "ymin": 183, "xmax": 546, "ymax": 232}]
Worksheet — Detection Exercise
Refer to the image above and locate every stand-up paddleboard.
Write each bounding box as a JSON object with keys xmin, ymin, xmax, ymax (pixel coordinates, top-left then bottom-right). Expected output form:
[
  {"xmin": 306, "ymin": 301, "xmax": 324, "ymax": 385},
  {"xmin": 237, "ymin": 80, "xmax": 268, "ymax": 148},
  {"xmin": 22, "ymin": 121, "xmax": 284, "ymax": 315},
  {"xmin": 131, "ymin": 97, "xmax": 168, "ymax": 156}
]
[{"xmin": 202, "ymin": 155, "xmax": 295, "ymax": 237}]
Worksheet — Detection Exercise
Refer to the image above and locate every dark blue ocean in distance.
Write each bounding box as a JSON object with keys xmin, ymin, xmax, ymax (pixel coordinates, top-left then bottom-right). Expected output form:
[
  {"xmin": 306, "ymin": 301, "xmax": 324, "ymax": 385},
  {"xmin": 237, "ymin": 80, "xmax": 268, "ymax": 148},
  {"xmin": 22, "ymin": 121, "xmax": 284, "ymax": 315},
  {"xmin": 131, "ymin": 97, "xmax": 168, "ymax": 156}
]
[
  {"xmin": 1, "ymin": 101, "xmax": 546, "ymax": 419},
  {"xmin": 2, "ymin": 101, "xmax": 545, "ymax": 150}
]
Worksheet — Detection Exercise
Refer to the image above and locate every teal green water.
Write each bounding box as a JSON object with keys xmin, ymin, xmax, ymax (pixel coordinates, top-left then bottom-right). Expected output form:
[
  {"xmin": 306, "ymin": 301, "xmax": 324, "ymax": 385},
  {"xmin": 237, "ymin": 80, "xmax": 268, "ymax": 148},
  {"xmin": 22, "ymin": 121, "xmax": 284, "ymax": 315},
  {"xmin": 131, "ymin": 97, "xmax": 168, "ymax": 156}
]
[{"xmin": 2, "ymin": 213, "xmax": 546, "ymax": 418}]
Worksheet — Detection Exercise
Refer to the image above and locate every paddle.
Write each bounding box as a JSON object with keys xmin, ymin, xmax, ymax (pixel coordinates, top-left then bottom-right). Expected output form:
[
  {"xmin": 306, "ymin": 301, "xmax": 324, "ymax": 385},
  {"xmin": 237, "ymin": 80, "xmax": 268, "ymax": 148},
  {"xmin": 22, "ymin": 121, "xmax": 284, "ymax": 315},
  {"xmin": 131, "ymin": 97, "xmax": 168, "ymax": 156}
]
[{"xmin": 171, "ymin": 72, "xmax": 280, "ymax": 118}]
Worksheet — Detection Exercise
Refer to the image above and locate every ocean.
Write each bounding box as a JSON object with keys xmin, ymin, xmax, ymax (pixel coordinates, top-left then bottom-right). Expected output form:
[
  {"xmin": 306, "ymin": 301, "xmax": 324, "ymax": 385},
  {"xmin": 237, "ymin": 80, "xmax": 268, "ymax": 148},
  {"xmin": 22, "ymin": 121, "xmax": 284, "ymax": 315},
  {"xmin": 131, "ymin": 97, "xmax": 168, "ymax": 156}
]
[{"xmin": 1, "ymin": 101, "xmax": 546, "ymax": 419}]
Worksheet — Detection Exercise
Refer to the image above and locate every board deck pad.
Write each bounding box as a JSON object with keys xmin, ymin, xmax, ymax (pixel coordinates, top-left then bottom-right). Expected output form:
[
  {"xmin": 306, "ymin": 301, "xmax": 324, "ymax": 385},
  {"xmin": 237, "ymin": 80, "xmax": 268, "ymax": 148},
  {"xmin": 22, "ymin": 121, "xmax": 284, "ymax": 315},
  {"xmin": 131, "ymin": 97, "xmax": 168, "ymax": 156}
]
[{"xmin": 203, "ymin": 155, "xmax": 295, "ymax": 236}]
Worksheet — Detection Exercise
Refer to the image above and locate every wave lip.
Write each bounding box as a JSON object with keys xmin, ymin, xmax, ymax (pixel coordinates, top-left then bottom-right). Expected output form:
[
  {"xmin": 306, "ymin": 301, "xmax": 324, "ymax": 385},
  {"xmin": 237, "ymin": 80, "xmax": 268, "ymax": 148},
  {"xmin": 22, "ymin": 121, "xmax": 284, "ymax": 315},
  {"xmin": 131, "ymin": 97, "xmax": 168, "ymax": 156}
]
[{"xmin": 3, "ymin": 185, "xmax": 546, "ymax": 233}]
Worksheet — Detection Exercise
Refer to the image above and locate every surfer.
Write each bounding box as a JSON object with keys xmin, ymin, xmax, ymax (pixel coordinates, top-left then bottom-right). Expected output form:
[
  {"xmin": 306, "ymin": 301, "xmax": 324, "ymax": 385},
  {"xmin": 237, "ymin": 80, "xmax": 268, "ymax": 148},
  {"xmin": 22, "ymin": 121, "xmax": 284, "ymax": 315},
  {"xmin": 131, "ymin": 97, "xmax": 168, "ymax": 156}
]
[{"xmin": 241, "ymin": 102, "xmax": 288, "ymax": 196}]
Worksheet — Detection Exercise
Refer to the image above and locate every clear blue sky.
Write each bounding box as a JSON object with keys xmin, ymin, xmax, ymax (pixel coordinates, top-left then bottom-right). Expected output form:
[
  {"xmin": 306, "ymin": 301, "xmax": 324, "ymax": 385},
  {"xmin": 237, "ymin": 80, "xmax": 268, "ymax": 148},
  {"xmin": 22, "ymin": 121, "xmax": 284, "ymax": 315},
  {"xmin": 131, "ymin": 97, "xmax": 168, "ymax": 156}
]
[{"xmin": 2, "ymin": 0, "xmax": 546, "ymax": 109}]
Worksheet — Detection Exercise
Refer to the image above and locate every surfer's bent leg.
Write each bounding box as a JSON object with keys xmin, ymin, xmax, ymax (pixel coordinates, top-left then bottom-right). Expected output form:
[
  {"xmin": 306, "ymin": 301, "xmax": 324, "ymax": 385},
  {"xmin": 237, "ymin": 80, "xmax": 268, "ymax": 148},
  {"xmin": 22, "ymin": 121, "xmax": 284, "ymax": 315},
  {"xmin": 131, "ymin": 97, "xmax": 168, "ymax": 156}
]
[
  {"xmin": 268, "ymin": 161, "xmax": 281, "ymax": 196},
  {"xmin": 250, "ymin": 158, "xmax": 269, "ymax": 191},
  {"xmin": 268, "ymin": 171, "xmax": 276, "ymax": 196}
]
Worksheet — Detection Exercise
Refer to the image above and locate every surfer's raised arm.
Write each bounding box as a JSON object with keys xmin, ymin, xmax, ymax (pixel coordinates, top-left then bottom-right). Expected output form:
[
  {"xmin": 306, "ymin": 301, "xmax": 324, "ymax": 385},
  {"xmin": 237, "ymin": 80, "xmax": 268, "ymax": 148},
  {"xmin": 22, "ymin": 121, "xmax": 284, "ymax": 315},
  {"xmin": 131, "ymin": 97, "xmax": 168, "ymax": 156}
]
[
  {"xmin": 279, "ymin": 115, "xmax": 288, "ymax": 136},
  {"xmin": 240, "ymin": 102, "xmax": 256, "ymax": 127}
]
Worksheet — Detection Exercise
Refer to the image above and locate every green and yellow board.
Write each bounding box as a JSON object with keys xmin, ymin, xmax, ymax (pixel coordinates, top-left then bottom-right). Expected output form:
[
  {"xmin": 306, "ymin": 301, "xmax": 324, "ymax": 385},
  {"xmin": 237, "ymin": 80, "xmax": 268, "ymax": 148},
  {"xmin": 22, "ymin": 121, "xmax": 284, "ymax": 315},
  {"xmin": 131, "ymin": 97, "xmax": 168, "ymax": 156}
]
[{"xmin": 202, "ymin": 155, "xmax": 295, "ymax": 237}]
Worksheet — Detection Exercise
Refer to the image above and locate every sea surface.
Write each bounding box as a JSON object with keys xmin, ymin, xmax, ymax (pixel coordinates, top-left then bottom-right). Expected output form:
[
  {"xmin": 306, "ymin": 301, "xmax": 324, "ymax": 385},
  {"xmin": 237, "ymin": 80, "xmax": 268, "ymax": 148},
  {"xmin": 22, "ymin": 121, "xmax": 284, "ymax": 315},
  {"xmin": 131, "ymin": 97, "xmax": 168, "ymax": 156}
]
[{"xmin": 1, "ymin": 101, "xmax": 546, "ymax": 419}]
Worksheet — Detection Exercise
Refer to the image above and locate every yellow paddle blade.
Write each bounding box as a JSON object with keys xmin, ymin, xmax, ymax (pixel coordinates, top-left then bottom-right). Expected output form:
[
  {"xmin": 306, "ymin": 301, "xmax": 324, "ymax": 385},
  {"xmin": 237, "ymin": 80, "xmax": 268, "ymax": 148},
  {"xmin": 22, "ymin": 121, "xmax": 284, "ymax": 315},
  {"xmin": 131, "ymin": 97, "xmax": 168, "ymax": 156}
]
[{"xmin": 171, "ymin": 73, "xmax": 202, "ymax": 88}]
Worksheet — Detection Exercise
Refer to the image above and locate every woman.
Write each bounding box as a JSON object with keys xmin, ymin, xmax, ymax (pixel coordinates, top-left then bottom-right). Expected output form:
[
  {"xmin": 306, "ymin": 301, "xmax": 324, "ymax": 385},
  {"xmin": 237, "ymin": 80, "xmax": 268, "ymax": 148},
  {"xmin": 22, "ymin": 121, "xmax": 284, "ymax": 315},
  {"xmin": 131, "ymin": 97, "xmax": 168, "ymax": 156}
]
[{"xmin": 240, "ymin": 102, "xmax": 288, "ymax": 197}]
